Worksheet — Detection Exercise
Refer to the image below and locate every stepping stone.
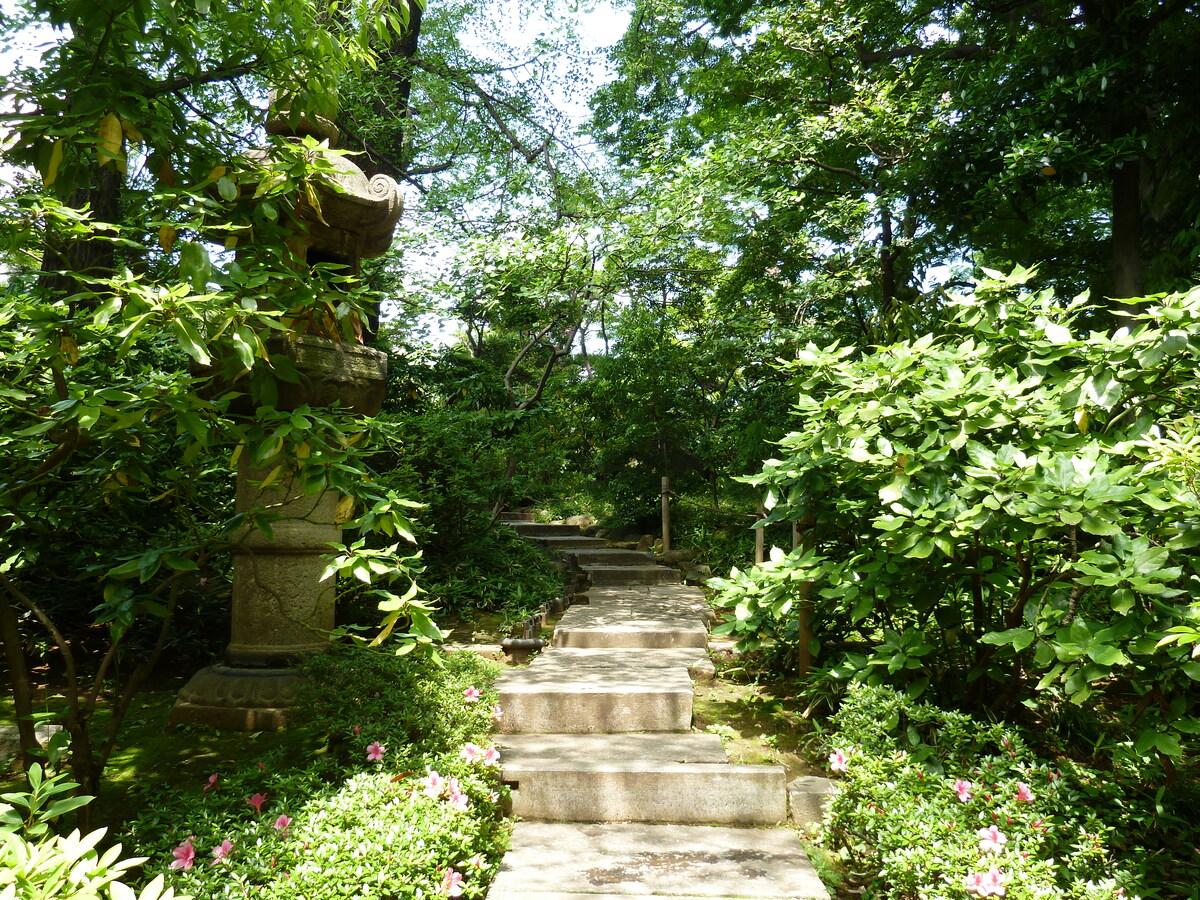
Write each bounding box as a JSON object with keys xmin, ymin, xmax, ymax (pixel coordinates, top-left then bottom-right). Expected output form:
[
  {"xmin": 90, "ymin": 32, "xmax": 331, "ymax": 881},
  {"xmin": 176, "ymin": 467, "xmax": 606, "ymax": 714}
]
[
  {"xmin": 553, "ymin": 601, "xmax": 708, "ymax": 650},
  {"xmin": 584, "ymin": 565, "xmax": 681, "ymax": 586},
  {"xmin": 487, "ymin": 822, "xmax": 830, "ymax": 900},
  {"xmin": 496, "ymin": 665, "xmax": 694, "ymax": 733},
  {"xmin": 496, "ymin": 733, "xmax": 785, "ymax": 824},
  {"xmin": 508, "ymin": 522, "xmax": 584, "ymax": 537},
  {"xmin": 567, "ymin": 548, "xmax": 657, "ymax": 566}
]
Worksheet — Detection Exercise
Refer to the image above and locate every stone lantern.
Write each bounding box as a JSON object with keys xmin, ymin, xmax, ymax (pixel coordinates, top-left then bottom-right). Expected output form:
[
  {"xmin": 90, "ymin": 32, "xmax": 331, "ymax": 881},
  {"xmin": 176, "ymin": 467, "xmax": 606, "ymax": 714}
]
[{"xmin": 172, "ymin": 105, "xmax": 402, "ymax": 730}]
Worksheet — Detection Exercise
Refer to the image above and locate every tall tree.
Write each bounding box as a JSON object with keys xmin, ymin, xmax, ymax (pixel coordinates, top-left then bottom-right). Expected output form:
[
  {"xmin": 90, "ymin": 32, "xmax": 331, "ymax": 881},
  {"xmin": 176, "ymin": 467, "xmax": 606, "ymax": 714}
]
[{"xmin": 592, "ymin": 0, "xmax": 1200, "ymax": 328}]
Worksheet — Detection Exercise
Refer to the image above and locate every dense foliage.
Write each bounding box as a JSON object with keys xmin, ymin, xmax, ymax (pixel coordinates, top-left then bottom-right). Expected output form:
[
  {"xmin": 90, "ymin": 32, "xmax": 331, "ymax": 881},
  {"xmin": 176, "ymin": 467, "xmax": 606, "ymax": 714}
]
[
  {"xmin": 818, "ymin": 684, "xmax": 1195, "ymax": 899},
  {"xmin": 712, "ymin": 271, "xmax": 1200, "ymax": 773}
]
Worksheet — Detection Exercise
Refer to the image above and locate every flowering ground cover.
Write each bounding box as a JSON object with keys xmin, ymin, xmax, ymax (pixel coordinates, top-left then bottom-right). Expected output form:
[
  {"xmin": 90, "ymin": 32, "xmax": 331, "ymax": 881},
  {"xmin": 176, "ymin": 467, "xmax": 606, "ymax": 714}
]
[
  {"xmin": 815, "ymin": 684, "xmax": 1199, "ymax": 899},
  {"xmin": 118, "ymin": 647, "xmax": 508, "ymax": 899}
]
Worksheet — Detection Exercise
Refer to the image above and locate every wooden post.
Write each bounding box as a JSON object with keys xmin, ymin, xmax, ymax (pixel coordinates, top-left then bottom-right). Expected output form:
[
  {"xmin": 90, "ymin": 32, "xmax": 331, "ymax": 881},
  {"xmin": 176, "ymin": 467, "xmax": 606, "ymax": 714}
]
[
  {"xmin": 794, "ymin": 512, "xmax": 816, "ymax": 678},
  {"xmin": 755, "ymin": 500, "xmax": 766, "ymax": 565},
  {"xmin": 661, "ymin": 477, "xmax": 671, "ymax": 553}
]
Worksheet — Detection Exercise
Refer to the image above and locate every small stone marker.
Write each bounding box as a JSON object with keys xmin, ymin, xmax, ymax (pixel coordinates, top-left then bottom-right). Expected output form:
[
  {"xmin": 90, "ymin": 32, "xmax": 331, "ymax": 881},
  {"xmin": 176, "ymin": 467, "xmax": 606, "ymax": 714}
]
[{"xmin": 788, "ymin": 774, "xmax": 840, "ymax": 828}]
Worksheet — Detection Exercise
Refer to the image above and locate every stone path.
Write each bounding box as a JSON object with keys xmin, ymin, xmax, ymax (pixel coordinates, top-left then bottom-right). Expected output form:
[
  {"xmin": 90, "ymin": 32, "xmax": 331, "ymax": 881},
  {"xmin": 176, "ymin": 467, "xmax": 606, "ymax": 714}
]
[{"xmin": 487, "ymin": 516, "xmax": 830, "ymax": 900}]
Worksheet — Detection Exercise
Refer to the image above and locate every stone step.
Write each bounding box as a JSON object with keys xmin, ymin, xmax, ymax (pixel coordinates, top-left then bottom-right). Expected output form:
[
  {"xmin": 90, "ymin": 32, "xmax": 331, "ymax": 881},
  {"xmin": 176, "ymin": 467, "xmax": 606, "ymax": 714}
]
[
  {"xmin": 532, "ymin": 535, "xmax": 611, "ymax": 551},
  {"xmin": 496, "ymin": 733, "xmax": 786, "ymax": 825},
  {"xmin": 496, "ymin": 666, "xmax": 694, "ymax": 733},
  {"xmin": 566, "ymin": 548, "xmax": 657, "ymax": 567},
  {"xmin": 528, "ymin": 648, "xmax": 709, "ymax": 671},
  {"xmin": 583, "ymin": 583, "xmax": 709, "ymax": 603},
  {"xmin": 499, "ymin": 511, "xmax": 536, "ymax": 522},
  {"xmin": 503, "ymin": 761, "xmax": 787, "ymax": 825},
  {"xmin": 584, "ymin": 565, "xmax": 681, "ymax": 586},
  {"xmin": 553, "ymin": 599, "xmax": 708, "ymax": 650},
  {"xmin": 508, "ymin": 522, "xmax": 583, "ymax": 537},
  {"xmin": 487, "ymin": 822, "xmax": 830, "ymax": 900},
  {"xmin": 495, "ymin": 732, "xmax": 728, "ymax": 764}
]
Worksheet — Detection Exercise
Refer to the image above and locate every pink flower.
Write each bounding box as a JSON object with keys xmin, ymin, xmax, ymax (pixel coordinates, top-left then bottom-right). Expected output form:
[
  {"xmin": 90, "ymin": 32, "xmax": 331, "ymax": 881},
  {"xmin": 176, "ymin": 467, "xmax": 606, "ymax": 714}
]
[
  {"xmin": 492, "ymin": 704, "xmax": 504, "ymax": 721},
  {"xmin": 203, "ymin": 773, "xmax": 219, "ymax": 794},
  {"xmin": 366, "ymin": 741, "xmax": 386, "ymax": 762},
  {"xmin": 463, "ymin": 686, "xmax": 481, "ymax": 703},
  {"xmin": 273, "ymin": 814, "xmax": 292, "ymax": 834},
  {"xmin": 977, "ymin": 825, "xmax": 1008, "ymax": 854},
  {"xmin": 246, "ymin": 792, "xmax": 268, "ymax": 814},
  {"xmin": 257, "ymin": 761, "xmax": 265, "ymax": 771},
  {"xmin": 954, "ymin": 779, "xmax": 974, "ymax": 802},
  {"xmin": 468, "ymin": 854, "xmax": 484, "ymax": 869},
  {"xmin": 461, "ymin": 742, "xmax": 483, "ymax": 763},
  {"xmin": 482, "ymin": 747, "xmax": 501, "ymax": 768},
  {"xmin": 445, "ymin": 776, "xmax": 469, "ymax": 811},
  {"xmin": 1015, "ymin": 782, "xmax": 1034, "ymax": 802},
  {"xmin": 421, "ymin": 769, "xmax": 445, "ymax": 799},
  {"xmin": 441, "ymin": 867, "xmax": 464, "ymax": 897},
  {"xmin": 354, "ymin": 725, "xmax": 361, "ymax": 735},
  {"xmin": 963, "ymin": 867, "xmax": 1007, "ymax": 897},
  {"xmin": 170, "ymin": 840, "xmax": 195, "ymax": 870},
  {"xmin": 211, "ymin": 839, "xmax": 233, "ymax": 863},
  {"xmin": 828, "ymin": 749, "xmax": 851, "ymax": 773}
]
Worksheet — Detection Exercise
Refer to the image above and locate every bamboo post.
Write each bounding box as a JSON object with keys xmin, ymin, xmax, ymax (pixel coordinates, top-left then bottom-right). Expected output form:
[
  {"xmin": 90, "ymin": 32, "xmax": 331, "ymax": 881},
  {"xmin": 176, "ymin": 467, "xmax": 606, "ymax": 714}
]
[
  {"xmin": 755, "ymin": 500, "xmax": 766, "ymax": 565},
  {"xmin": 661, "ymin": 476, "xmax": 671, "ymax": 553}
]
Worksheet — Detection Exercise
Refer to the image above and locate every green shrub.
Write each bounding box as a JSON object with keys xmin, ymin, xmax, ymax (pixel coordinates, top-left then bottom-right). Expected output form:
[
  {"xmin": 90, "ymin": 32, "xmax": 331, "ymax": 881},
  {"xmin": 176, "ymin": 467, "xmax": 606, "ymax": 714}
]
[
  {"xmin": 1, "ymin": 764, "xmax": 186, "ymax": 900},
  {"xmin": 121, "ymin": 646, "xmax": 507, "ymax": 899},
  {"xmin": 820, "ymin": 685, "xmax": 1190, "ymax": 899},
  {"xmin": 714, "ymin": 272, "xmax": 1200, "ymax": 764}
]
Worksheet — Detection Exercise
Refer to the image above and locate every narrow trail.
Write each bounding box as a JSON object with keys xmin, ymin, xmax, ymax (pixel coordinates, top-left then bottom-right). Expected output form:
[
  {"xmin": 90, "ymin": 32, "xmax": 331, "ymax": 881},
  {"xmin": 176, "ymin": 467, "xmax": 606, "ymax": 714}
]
[{"xmin": 486, "ymin": 515, "xmax": 830, "ymax": 900}]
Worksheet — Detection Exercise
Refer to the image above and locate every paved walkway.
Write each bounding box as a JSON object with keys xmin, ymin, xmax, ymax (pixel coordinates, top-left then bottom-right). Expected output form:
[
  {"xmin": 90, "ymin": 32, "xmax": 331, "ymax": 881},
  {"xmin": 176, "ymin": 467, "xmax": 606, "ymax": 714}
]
[{"xmin": 487, "ymin": 518, "xmax": 829, "ymax": 900}]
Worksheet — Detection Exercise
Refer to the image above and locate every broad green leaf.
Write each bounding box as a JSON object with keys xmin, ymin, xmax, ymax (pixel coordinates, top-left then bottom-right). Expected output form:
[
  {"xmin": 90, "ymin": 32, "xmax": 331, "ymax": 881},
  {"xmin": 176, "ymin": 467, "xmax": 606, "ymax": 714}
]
[{"xmin": 172, "ymin": 318, "xmax": 210, "ymax": 365}]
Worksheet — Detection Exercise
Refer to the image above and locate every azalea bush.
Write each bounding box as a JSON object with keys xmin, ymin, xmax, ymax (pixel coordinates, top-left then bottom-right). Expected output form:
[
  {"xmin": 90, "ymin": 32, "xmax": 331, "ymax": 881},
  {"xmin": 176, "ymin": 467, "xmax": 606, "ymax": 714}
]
[
  {"xmin": 818, "ymin": 685, "xmax": 1196, "ymax": 899},
  {"xmin": 712, "ymin": 272, "xmax": 1200, "ymax": 768},
  {"xmin": 120, "ymin": 646, "xmax": 507, "ymax": 899}
]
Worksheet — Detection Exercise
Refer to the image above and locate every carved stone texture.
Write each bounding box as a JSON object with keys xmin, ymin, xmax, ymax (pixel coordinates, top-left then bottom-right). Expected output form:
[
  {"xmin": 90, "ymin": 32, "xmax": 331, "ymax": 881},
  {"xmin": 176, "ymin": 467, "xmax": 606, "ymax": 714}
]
[
  {"xmin": 271, "ymin": 334, "xmax": 388, "ymax": 416},
  {"xmin": 246, "ymin": 110, "xmax": 402, "ymax": 272},
  {"xmin": 226, "ymin": 459, "xmax": 340, "ymax": 666},
  {"xmin": 170, "ymin": 665, "xmax": 303, "ymax": 731}
]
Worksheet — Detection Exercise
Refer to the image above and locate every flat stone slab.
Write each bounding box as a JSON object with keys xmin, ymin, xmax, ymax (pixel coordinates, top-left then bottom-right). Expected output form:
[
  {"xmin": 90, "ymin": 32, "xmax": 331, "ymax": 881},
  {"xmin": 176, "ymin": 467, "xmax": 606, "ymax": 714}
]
[
  {"xmin": 502, "ymin": 761, "xmax": 786, "ymax": 824},
  {"xmin": 568, "ymin": 549, "xmax": 657, "ymax": 567},
  {"xmin": 554, "ymin": 601, "xmax": 708, "ymax": 650},
  {"xmin": 497, "ymin": 667, "xmax": 694, "ymax": 733},
  {"xmin": 535, "ymin": 535, "xmax": 612, "ymax": 551},
  {"xmin": 529, "ymin": 648, "xmax": 709, "ymax": 671},
  {"xmin": 510, "ymin": 523, "xmax": 584, "ymax": 537},
  {"xmin": 585, "ymin": 566, "xmax": 681, "ymax": 586},
  {"xmin": 488, "ymin": 823, "xmax": 830, "ymax": 900},
  {"xmin": 496, "ymin": 732, "xmax": 728, "ymax": 765}
]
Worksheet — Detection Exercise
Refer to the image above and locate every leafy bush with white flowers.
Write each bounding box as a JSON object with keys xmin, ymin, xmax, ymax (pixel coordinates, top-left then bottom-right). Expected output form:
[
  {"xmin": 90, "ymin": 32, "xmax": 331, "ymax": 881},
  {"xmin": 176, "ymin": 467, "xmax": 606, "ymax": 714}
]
[
  {"xmin": 818, "ymin": 685, "xmax": 1191, "ymax": 899},
  {"xmin": 121, "ymin": 647, "xmax": 505, "ymax": 899}
]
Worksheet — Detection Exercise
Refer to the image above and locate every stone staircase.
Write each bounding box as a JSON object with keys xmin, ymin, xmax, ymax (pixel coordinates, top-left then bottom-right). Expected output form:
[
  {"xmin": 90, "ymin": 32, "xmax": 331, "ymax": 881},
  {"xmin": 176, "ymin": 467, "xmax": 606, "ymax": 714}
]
[{"xmin": 487, "ymin": 515, "xmax": 829, "ymax": 900}]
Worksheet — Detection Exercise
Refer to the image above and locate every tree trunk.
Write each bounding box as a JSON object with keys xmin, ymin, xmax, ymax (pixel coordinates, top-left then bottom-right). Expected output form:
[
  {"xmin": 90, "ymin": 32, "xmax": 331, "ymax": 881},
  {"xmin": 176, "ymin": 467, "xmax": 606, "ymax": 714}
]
[
  {"xmin": 1110, "ymin": 159, "xmax": 1144, "ymax": 307},
  {"xmin": 0, "ymin": 587, "xmax": 38, "ymax": 772}
]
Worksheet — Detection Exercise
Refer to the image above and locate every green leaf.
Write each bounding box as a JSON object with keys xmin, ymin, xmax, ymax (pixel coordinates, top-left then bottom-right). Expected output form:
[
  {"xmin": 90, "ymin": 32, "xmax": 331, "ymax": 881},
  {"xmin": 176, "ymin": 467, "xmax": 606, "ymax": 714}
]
[
  {"xmin": 178, "ymin": 241, "xmax": 213, "ymax": 293},
  {"xmin": 231, "ymin": 328, "xmax": 255, "ymax": 370},
  {"xmin": 172, "ymin": 318, "xmax": 210, "ymax": 365},
  {"xmin": 1156, "ymin": 732, "xmax": 1183, "ymax": 757}
]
